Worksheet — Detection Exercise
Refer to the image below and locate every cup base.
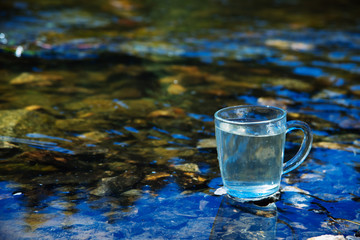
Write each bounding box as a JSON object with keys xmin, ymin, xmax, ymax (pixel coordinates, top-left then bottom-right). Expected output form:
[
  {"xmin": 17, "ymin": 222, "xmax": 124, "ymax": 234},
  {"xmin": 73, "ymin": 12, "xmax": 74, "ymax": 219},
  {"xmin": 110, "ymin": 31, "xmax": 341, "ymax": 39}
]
[{"xmin": 225, "ymin": 185, "xmax": 280, "ymax": 203}]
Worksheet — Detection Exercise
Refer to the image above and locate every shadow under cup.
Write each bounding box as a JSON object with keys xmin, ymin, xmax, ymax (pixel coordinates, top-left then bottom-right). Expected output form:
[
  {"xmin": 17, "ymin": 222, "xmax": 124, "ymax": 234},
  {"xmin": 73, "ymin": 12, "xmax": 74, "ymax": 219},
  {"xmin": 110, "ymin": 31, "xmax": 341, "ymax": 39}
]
[{"xmin": 214, "ymin": 105, "xmax": 312, "ymax": 201}]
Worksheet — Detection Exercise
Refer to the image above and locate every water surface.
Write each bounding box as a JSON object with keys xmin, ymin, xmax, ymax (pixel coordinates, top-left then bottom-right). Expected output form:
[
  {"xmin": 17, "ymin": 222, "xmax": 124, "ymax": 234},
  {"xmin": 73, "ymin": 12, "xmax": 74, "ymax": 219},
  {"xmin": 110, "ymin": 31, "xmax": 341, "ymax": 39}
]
[{"xmin": 0, "ymin": 0, "xmax": 360, "ymax": 239}]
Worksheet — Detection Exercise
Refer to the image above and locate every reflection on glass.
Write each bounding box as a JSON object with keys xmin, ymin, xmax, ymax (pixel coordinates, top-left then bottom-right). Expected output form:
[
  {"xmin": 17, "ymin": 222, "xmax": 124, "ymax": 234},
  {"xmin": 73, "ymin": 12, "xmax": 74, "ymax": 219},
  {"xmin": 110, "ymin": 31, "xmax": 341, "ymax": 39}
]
[{"xmin": 210, "ymin": 197, "xmax": 277, "ymax": 240}]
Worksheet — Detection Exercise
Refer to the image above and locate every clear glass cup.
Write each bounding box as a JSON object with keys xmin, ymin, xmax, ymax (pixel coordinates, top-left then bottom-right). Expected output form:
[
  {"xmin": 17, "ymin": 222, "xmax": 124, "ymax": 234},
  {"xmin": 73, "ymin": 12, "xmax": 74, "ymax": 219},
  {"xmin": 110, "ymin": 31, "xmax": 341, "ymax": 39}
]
[{"xmin": 214, "ymin": 105, "xmax": 313, "ymax": 201}]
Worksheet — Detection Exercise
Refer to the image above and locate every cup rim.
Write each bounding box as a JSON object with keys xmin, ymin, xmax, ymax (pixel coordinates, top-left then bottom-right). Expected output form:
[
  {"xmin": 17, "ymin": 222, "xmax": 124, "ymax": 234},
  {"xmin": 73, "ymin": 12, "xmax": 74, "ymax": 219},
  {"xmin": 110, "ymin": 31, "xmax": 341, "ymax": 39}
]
[{"xmin": 214, "ymin": 105, "xmax": 287, "ymax": 125}]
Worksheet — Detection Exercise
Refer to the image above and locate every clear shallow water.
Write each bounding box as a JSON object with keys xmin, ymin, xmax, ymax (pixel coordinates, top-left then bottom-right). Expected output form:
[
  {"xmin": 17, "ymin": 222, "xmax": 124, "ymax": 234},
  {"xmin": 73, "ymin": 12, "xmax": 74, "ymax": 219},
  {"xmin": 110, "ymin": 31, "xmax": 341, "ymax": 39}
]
[{"xmin": 0, "ymin": 0, "xmax": 360, "ymax": 239}]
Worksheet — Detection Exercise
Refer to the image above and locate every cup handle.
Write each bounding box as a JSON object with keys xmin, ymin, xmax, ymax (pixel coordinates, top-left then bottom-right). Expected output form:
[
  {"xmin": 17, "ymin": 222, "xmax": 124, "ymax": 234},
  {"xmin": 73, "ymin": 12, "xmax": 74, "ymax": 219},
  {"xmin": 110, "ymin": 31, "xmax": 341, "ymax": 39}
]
[{"xmin": 283, "ymin": 120, "xmax": 313, "ymax": 174}]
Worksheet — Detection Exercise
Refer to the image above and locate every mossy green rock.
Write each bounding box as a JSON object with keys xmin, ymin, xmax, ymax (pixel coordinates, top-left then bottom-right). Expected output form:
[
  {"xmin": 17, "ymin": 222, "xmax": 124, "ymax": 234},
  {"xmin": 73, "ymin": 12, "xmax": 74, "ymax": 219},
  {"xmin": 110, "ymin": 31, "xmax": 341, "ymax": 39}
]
[
  {"xmin": 55, "ymin": 118, "xmax": 109, "ymax": 132},
  {"xmin": 65, "ymin": 97, "xmax": 156, "ymax": 118},
  {"xmin": 270, "ymin": 78, "xmax": 314, "ymax": 92},
  {"xmin": 10, "ymin": 72, "xmax": 63, "ymax": 86},
  {"xmin": 0, "ymin": 109, "xmax": 56, "ymax": 137}
]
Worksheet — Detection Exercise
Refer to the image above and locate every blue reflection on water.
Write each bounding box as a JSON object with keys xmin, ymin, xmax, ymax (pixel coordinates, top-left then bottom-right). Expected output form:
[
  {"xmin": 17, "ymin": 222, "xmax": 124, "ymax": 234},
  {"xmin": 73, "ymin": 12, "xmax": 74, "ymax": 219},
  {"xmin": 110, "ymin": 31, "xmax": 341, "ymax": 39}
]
[
  {"xmin": 351, "ymin": 56, "xmax": 360, "ymax": 62},
  {"xmin": 311, "ymin": 130, "xmax": 330, "ymax": 137},
  {"xmin": 113, "ymin": 142, "xmax": 129, "ymax": 147},
  {"xmin": 171, "ymin": 134, "xmax": 191, "ymax": 141},
  {"xmin": 350, "ymin": 85, "xmax": 360, "ymax": 91},
  {"xmin": 152, "ymin": 127, "xmax": 170, "ymax": 135},
  {"xmin": 312, "ymin": 60, "xmax": 360, "ymax": 73},
  {"xmin": 236, "ymin": 95, "xmax": 258, "ymax": 105},
  {"xmin": 262, "ymin": 57, "xmax": 302, "ymax": 67},
  {"xmin": 297, "ymin": 149, "xmax": 360, "ymax": 197},
  {"xmin": 113, "ymin": 99, "xmax": 129, "ymax": 109},
  {"xmin": 328, "ymin": 51, "xmax": 346, "ymax": 60},
  {"xmin": 29, "ymin": 145, "xmax": 75, "ymax": 154},
  {"xmin": 105, "ymin": 129, "xmax": 124, "ymax": 136},
  {"xmin": 293, "ymin": 66, "xmax": 326, "ymax": 77},
  {"xmin": 26, "ymin": 133, "xmax": 72, "ymax": 142},
  {"xmin": 263, "ymin": 85, "xmax": 309, "ymax": 102},
  {"xmin": 188, "ymin": 113, "xmax": 213, "ymax": 122},
  {"xmin": 168, "ymin": 157, "xmax": 185, "ymax": 164},
  {"xmin": 117, "ymin": 182, "xmax": 221, "ymax": 239},
  {"xmin": 147, "ymin": 135, "xmax": 161, "ymax": 140},
  {"xmin": 124, "ymin": 126, "xmax": 139, "ymax": 133}
]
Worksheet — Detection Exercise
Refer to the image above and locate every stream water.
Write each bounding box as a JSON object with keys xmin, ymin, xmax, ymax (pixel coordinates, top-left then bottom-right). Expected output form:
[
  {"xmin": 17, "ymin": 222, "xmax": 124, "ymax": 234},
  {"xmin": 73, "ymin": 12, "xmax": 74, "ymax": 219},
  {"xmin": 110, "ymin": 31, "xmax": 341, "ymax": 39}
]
[{"xmin": 0, "ymin": 0, "xmax": 360, "ymax": 239}]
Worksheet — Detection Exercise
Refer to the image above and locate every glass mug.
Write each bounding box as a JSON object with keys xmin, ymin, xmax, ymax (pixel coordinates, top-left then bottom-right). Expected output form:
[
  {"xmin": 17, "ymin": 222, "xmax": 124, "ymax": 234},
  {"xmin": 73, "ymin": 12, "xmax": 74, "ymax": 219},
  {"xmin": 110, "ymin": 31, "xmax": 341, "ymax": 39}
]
[{"xmin": 214, "ymin": 105, "xmax": 312, "ymax": 201}]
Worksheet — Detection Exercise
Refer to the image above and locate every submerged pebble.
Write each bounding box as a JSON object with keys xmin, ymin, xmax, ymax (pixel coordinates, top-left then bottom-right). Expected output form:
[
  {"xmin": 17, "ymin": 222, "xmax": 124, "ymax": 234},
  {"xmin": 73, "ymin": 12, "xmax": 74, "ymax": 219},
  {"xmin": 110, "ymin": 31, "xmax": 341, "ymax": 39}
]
[
  {"xmin": 0, "ymin": 109, "xmax": 56, "ymax": 137},
  {"xmin": 173, "ymin": 163, "xmax": 200, "ymax": 173},
  {"xmin": 90, "ymin": 172, "xmax": 141, "ymax": 197},
  {"xmin": 197, "ymin": 138, "xmax": 217, "ymax": 149},
  {"xmin": 78, "ymin": 131, "xmax": 109, "ymax": 141},
  {"xmin": 10, "ymin": 72, "xmax": 63, "ymax": 86},
  {"xmin": 167, "ymin": 83, "xmax": 186, "ymax": 95}
]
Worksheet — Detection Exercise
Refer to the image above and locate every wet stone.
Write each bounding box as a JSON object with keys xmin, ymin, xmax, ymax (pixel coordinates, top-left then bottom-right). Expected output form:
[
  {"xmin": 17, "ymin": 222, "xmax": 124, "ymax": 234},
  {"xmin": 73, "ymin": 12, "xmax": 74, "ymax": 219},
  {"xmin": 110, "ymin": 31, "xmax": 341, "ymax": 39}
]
[
  {"xmin": 269, "ymin": 78, "xmax": 314, "ymax": 92},
  {"xmin": 0, "ymin": 142, "xmax": 22, "ymax": 158},
  {"xmin": 321, "ymin": 133, "xmax": 360, "ymax": 144},
  {"xmin": 90, "ymin": 171, "xmax": 141, "ymax": 197},
  {"xmin": 147, "ymin": 107, "xmax": 185, "ymax": 118},
  {"xmin": 173, "ymin": 163, "xmax": 200, "ymax": 173},
  {"xmin": 18, "ymin": 151, "xmax": 78, "ymax": 169},
  {"xmin": 107, "ymin": 162, "xmax": 137, "ymax": 173},
  {"xmin": 57, "ymin": 86, "xmax": 94, "ymax": 94},
  {"xmin": 121, "ymin": 189, "xmax": 143, "ymax": 200},
  {"xmin": 0, "ymin": 162, "xmax": 58, "ymax": 174},
  {"xmin": 55, "ymin": 119, "xmax": 109, "ymax": 132},
  {"xmin": 197, "ymin": 138, "xmax": 216, "ymax": 149},
  {"xmin": 147, "ymin": 109, "xmax": 173, "ymax": 118},
  {"xmin": 287, "ymin": 112, "xmax": 337, "ymax": 129},
  {"xmin": 257, "ymin": 97, "xmax": 293, "ymax": 109},
  {"xmin": 177, "ymin": 148, "xmax": 198, "ymax": 158},
  {"xmin": 144, "ymin": 172, "xmax": 171, "ymax": 181},
  {"xmin": 64, "ymin": 98, "xmax": 118, "ymax": 113},
  {"xmin": 10, "ymin": 72, "xmax": 63, "ymax": 86},
  {"xmin": 24, "ymin": 105, "xmax": 62, "ymax": 118},
  {"xmin": 108, "ymin": 64, "xmax": 150, "ymax": 78},
  {"xmin": 200, "ymin": 88, "xmax": 230, "ymax": 97},
  {"xmin": 0, "ymin": 109, "xmax": 56, "ymax": 137},
  {"xmin": 176, "ymin": 172, "xmax": 208, "ymax": 189},
  {"xmin": 78, "ymin": 131, "xmax": 109, "ymax": 141},
  {"xmin": 167, "ymin": 83, "xmax": 186, "ymax": 95},
  {"xmin": 265, "ymin": 39, "xmax": 314, "ymax": 51},
  {"xmin": 312, "ymin": 89, "xmax": 347, "ymax": 99},
  {"xmin": 112, "ymin": 87, "xmax": 143, "ymax": 99},
  {"xmin": 115, "ymin": 98, "xmax": 157, "ymax": 117},
  {"xmin": 160, "ymin": 75, "xmax": 181, "ymax": 84},
  {"xmin": 300, "ymin": 173, "xmax": 324, "ymax": 181},
  {"xmin": 147, "ymin": 147, "xmax": 197, "ymax": 165},
  {"xmin": 313, "ymin": 142, "xmax": 360, "ymax": 153},
  {"xmin": 14, "ymin": 149, "xmax": 107, "ymax": 172},
  {"xmin": 167, "ymin": 65, "xmax": 226, "ymax": 84}
]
